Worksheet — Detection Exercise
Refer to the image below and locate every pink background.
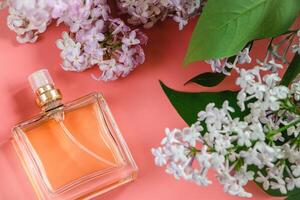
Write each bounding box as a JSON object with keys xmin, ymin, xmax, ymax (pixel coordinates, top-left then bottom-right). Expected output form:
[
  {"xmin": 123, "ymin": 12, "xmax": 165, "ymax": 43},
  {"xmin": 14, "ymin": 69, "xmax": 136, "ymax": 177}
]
[{"xmin": 0, "ymin": 8, "xmax": 289, "ymax": 200}]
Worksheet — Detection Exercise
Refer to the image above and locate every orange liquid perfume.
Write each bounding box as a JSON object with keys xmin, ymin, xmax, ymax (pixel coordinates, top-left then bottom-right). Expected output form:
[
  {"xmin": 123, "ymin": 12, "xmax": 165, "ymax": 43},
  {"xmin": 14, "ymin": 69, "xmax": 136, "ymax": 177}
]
[{"xmin": 12, "ymin": 69, "xmax": 138, "ymax": 200}]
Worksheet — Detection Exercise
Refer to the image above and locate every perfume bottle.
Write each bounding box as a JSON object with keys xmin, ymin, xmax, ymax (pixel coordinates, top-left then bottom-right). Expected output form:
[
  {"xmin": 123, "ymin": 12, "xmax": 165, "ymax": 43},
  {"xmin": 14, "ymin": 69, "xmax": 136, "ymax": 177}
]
[{"xmin": 12, "ymin": 69, "xmax": 138, "ymax": 200}]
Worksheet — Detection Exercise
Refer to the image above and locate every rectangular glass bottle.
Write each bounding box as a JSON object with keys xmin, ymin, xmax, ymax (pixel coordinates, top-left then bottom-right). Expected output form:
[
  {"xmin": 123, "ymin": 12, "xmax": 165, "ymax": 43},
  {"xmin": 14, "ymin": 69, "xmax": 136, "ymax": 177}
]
[{"xmin": 12, "ymin": 69, "xmax": 138, "ymax": 200}]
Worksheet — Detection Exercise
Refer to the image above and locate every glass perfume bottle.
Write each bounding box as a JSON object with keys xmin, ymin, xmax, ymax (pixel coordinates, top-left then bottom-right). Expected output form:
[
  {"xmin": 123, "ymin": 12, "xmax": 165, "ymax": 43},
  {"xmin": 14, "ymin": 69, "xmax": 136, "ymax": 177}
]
[{"xmin": 12, "ymin": 69, "xmax": 138, "ymax": 200}]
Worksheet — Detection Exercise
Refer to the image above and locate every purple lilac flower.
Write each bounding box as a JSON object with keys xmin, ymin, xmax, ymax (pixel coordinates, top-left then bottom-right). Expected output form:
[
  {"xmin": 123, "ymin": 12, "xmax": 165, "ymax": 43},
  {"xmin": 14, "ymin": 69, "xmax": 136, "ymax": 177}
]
[
  {"xmin": 6, "ymin": 0, "xmax": 147, "ymax": 81},
  {"xmin": 57, "ymin": 15, "xmax": 147, "ymax": 81},
  {"xmin": 116, "ymin": 0, "xmax": 204, "ymax": 30}
]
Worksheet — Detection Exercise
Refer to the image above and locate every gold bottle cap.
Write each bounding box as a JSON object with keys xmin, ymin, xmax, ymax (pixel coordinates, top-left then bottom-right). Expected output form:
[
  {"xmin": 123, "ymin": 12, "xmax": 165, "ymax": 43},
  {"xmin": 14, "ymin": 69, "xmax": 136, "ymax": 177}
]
[{"xmin": 28, "ymin": 69, "xmax": 62, "ymax": 108}]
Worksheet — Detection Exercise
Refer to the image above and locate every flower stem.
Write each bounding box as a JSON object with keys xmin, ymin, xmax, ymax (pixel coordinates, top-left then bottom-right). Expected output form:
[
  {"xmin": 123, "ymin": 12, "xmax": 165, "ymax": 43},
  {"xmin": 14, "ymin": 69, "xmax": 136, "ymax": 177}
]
[{"xmin": 268, "ymin": 118, "xmax": 300, "ymax": 139}]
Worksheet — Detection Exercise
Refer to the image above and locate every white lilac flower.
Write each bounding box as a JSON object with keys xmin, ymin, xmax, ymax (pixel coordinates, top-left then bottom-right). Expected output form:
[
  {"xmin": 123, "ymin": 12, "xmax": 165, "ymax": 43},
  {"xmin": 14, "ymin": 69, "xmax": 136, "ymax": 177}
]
[
  {"xmin": 161, "ymin": 128, "xmax": 180, "ymax": 145},
  {"xmin": 214, "ymin": 136, "xmax": 232, "ymax": 155},
  {"xmin": 165, "ymin": 162, "xmax": 182, "ymax": 180},
  {"xmin": 6, "ymin": 0, "xmax": 79, "ymax": 43},
  {"xmin": 117, "ymin": 0, "xmax": 167, "ymax": 28},
  {"xmin": 287, "ymin": 125, "xmax": 300, "ymax": 138},
  {"xmin": 122, "ymin": 30, "xmax": 140, "ymax": 46},
  {"xmin": 270, "ymin": 86, "xmax": 289, "ymax": 99},
  {"xmin": 171, "ymin": 144, "xmax": 189, "ymax": 162},
  {"xmin": 286, "ymin": 148, "xmax": 300, "ymax": 164},
  {"xmin": 210, "ymin": 153, "xmax": 225, "ymax": 169},
  {"xmin": 206, "ymin": 59, "xmax": 222, "ymax": 73},
  {"xmin": 255, "ymin": 172, "xmax": 270, "ymax": 190},
  {"xmin": 240, "ymin": 148, "xmax": 262, "ymax": 168},
  {"xmin": 270, "ymin": 179, "xmax": 287, "ymax": 194},
  {"xmin": 166, "ymin": 162, "xmax": 193, "ymax": 180},
  {"xmin": 7, "ymin": 8, "xmax": 41, "ymax": 43},
  {"xmin": 93, "ymin": 59, "xmax": 123, "ymax": 81},
  {"xmin": 257, "ymin": 58, "xmax": 283, "ymax": 73},
  {"xmin": 173, "ymin": 16, "xmax": 188, "ymax": 30},
  {"xmin": 235, "ymin": 68, "xmax": 255, "ymax": 89},
  {"xmin": 291, "ymin": 165, "xmax": 300, "ymax": 177},
  {"xmin": 249, "ymin": 123, "xmax": 265, "ymax": 141},
  {"xmin": 292, "ymin": 30, "xmax": 300, "ymax": 55},
  {"xmin": 286, "ymin": 176, "xmax": 300, "ymax": 191},
  {"xmin": 56, "ymin": 32, "xmax": 89, "ymax": 72},
  {"xmin": 237, "ymin": 130, "xmax": 251, "ymax": 147},
  {"xmin": 182, "ymin": 125, "xmax": 202, "ymax": 147},
  {"xmin": 119, "ymin": 45, "xmax": 136, "ymax": 67},
  {"xmin": 208, "ymin": 31, "xmax": 300, "ymax": 77},
  {"xmin": 205, "ymin": 47, "xmax": 252, "ymax": 75},
  {"xmin": 291, "ymin": 80, "xmax": 300, "ymax": 101},
  {"xmin": 153, "ymin": 62, "xmax": 300, "ymax": 197},
  {"xmin": 192, "ymin": 170, "xmax": 212, "ymax": 186},
  {"xmin": 235, "ymin": 166, "xmax": 254, "ymax": 186},
  {"xmin": 263, "ymin": 73, "xmax": 281, "ymax": 87},
  {"xmin": 152, "ymin": 147, "xmax": 167, "ymax": 166},
  {"xmin": 237, "ymin": 47, "xmax": 252, "ymax": 64}
]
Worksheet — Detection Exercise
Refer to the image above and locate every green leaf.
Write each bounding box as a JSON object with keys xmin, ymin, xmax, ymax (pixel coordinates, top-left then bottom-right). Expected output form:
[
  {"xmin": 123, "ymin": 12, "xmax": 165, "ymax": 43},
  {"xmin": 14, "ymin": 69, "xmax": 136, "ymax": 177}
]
[
  {"xmin": 160, "ymin": 81, "xmax": 244, "ymax": 126},
  {"xmin": 286, "ymin": 190, "xmax": 300, "ymax": 200},
  {"xmin": 184, "ymin": 0, "xmax": 300, "ymax": 64},
  {"xmin": 185, "ymin": 41, "xmax": 253, "ymax": 88},
  {"xmin": 185, "ymin": 41, "xmax": 254, "ymax": 87},
  {"xmin": 184, "ymin": 72, "xmax": 227, "ymax": 87},
  {"xmin": 281, "ymin": 54, "xmax": 300, "ymax": 86},
  {"xmin": 185, "ymin": 55, "xmax": 237, "ymax": 87}
]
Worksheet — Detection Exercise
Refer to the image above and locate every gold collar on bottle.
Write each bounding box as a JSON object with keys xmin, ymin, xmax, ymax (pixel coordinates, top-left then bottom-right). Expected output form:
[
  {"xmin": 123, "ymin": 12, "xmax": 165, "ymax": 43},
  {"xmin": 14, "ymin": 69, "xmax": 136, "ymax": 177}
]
[{"xmin": 35, "ymin": 84, "xmax": 62, "ymax": 108}]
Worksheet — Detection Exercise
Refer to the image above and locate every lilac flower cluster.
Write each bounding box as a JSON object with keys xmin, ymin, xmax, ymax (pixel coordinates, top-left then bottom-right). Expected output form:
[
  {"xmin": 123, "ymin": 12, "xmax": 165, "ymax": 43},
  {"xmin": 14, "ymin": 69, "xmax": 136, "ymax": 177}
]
[
  {"xmin": 116, "ymin": 0, "xmax": 204, "ymax": 30},
  {"xmin": 55, "ymin": 0, "xmax": 147, "ymax": 81},
  {"xmin": 152, "ymin": 37, "xmax": 300, "ymax": 198},
  {"xmin": 6, "ymin": 0, "xmax": 56, "ymax": 43},
  {"xmin": 152, "ymin": 63, "xmax": 300, "ymax": 198},
  {"xmin": 1, "ymin": 0, "xmax": 209, "ymax": 81},
  {"xmin": 209, "ymin": 30, "xmax": 300, "ymax": 77},
  {"xmin": 4, "ymin": 0, "xmax": 147, "ymax": 81},
  {"xmin": 206, "ymin": 47, "xmax": 252, "ymax": 75}
]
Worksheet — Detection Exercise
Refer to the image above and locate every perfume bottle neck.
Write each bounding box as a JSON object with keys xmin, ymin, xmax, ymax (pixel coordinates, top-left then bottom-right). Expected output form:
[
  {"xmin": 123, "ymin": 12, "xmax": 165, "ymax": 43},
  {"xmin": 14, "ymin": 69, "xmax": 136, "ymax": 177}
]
[
  {"xmin": 35, "ymin": 84, "xmax": 63, "ymax": 111},
  {"xmin": 43, "ymin": 100, "xmax": 63, "ymax": 112}
]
